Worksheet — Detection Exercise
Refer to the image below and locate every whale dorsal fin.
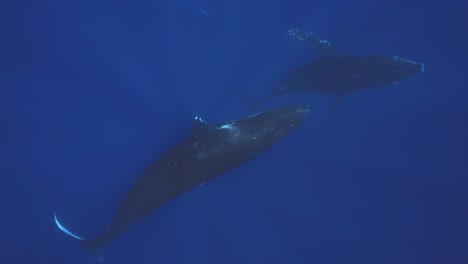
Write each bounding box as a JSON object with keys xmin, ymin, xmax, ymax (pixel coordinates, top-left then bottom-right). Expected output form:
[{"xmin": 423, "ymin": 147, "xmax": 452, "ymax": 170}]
[
  {"xmin": 286, "ymin": 29, "xmax": 339, "ymax": 57},
  {"xmin": 192, "ymin": 116, "xmax": 210, "ymax": 136}
]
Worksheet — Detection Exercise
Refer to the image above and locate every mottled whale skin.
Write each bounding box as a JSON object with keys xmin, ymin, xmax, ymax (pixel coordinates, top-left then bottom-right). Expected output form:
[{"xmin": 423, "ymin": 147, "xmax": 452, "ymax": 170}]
[
  {"xmin": 54, "ymin": 105, "xmax": 309, "ymax": 254},
  {"xmin": 256, "ymin": 29, "xmax": 424, "ymax": 111}
]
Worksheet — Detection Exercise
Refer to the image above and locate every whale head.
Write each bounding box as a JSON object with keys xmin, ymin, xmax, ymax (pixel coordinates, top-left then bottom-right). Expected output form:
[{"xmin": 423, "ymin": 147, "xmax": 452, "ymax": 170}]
[{"xmin": 360, "ymin": 55, "xmax": 424, "ymax": 87}]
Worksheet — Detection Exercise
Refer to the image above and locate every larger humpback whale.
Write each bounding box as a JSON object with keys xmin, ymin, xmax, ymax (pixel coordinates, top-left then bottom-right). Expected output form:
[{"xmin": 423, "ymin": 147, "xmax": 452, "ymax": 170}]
[
  {"xmin": 54, "ymin": 105, "xmax": 309, "ymax": 255},
  {"xmin": 249, "ymin": 29, "xmax": 424, "ymax": 112}
]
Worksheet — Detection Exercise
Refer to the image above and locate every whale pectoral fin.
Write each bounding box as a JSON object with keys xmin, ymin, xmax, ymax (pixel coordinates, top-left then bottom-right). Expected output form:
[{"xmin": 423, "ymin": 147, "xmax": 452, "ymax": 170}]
[
  {"xmin": 327, "ymin": 94, "xmax": 344, "ymax": 115},
  {"xmin": 286, "ymin": 29, "xmax": 339, "ymax": 57}
]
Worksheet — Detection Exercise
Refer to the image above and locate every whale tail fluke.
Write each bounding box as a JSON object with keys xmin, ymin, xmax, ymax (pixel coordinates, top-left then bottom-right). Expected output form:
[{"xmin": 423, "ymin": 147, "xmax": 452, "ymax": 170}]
[
  {"xmin": 53, "ymin": 211, "xmax": 107, "ymax": 261},
  {"xmin": 53, "ymin": 211, "xmax": 86, "ymax": 241}
]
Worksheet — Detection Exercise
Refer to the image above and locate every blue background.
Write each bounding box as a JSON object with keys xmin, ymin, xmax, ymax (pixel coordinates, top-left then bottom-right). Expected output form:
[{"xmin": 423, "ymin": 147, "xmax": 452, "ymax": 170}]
[{"xmin": 1, "ymin": 0, "xmax": 467, "ymax": 263}]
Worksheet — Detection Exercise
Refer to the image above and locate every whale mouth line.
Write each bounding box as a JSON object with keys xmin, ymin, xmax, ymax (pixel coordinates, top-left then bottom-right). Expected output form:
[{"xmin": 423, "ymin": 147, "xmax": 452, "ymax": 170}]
[{"xmin": 53, "ymin": 211, "xmax": 85, "ymax": 241}]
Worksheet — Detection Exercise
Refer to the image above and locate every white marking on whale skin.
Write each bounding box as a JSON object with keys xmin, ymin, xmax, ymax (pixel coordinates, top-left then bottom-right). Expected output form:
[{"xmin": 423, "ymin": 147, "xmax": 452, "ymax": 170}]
[
  {"xmin": 319, "ymin": 39, "xmax": 331, "ymax": 45},
  {"xmin": 218, "ymin": 122, "xmax": 242, "ymax": 144},
  {"xmin": 227, "ymin": 128, "xmax": 242, "ymax": 144},
  {"xmin": 421, "ymin": 64, "xmax": 425, "ymax": 73},
  {"xmin": 53, "ymin": 212, "xmax": 85, "ymax": 240},
  {"xmin": 196, "ymin": 150, "xmax": 208, "ymax": 160},
  {"xmin": 219, "ymin": 123, "xmax": 234, "ymax": 130},
  {"xmin": 194, "ymin": 182, "xmax": 207, "ymax": 190},
  {"xmin": 191, "ymin": 142, "xmax": 200, "ymax": 150},
  {"xmin": 194, "ymin": 116, "xmax": 205, "ymax": 123},
  {"xmin": 391, "ymin": 55, "xmax": 418, "ymax": 64}
]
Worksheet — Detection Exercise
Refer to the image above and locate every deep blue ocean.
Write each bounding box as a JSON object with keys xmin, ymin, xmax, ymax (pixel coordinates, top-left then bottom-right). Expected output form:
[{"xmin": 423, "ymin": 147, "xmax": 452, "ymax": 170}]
[{"xmin": 2, "ymin": 0, "xmax": 467, "ymax": 263}]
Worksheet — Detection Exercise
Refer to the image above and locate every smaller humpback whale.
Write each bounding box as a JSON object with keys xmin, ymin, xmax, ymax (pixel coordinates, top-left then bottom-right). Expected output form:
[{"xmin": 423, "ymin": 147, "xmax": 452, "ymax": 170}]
[
  {"xmin": 54, "ymin": 105, "xmax": 309, "ymax": 255},
  {"xmin": 251, "ymin": 29, "xmax": 424, "ymax": 112}
]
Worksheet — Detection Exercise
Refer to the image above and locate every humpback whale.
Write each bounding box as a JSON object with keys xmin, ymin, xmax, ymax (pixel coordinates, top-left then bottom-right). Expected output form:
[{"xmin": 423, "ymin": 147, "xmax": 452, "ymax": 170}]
[
  {"xmin": 54, "ymin": 105, "xmax": 309, "ymax": 254},
  {"xmin": 253, "ymin": 29, "xmax": 424, "ymax": 112}
]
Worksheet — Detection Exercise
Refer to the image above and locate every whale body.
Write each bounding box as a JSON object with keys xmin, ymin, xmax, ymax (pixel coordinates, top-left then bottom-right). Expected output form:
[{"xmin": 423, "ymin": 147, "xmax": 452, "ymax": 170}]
[{"xmin": 54, "ymin": 105, "xmax": 310, "ymax": 254}]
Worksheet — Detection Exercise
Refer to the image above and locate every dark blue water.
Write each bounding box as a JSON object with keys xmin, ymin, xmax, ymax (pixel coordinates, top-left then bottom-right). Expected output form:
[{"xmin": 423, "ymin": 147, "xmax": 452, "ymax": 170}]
[{"xmin": 1, "ymin": 0, "xmax": 466, "ymax": 263}]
